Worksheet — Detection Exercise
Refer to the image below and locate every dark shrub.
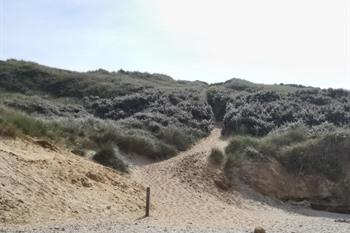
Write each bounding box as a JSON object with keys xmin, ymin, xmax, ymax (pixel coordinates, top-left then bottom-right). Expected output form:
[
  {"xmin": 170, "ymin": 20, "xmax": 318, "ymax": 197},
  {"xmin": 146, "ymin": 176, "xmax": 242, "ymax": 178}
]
[
  {"xmin": 71, "ymin": 148, "xmax": 86, "ymax": 157},
  {"xmin": 206, "ymin": 87, "xmax": 229, "ymax": 121},
  {"xmin": 221, "ymin": 88, "xmax": 350, "ymax": 137}
]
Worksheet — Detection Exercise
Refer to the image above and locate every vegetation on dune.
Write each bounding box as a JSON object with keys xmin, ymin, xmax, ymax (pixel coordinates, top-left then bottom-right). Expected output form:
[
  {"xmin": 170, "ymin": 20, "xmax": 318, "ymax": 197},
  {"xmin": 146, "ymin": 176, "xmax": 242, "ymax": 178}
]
[
  {"xmin": 0, "ymin": 106, "xmax": 198, "ymax": 161},
  {"xmin": 1, "ymin": 59, "xmax": 350, "ymax": 177},
  {"xmin": 207, "ymin": 80, "xmax": 350, "ymax": 136},
  {"xmin": 222, "ymin": 122, "xmax": 350, "ymax": 212},
  {"xmin": 0, "ymin": 59, "xmax": 206, "ymax": 98},
  {"xmin": 0, "ymin": 60, "xmax": 214, "ymax": 171},
  {"xmin": 224, "ymin": 123, "xmax": 350, "ymax": 181},
  {"xmin": 93, "ymin": 145, "xmax": 128, "ymax": 173},
  {"xmin": 91, "ymin": 127, "xmax": 178, "ymax": 160},
  {"xmin": 0, "ymin": 106, "xmax": 54, "ymax": 138}
]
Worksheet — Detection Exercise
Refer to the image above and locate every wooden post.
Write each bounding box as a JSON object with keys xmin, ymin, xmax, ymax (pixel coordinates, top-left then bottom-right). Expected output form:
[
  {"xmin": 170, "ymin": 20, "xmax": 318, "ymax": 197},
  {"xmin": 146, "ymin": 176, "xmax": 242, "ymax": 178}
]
[{"xmin": 145, "ymin": 187, "xmax": 150, "ymax": 217}]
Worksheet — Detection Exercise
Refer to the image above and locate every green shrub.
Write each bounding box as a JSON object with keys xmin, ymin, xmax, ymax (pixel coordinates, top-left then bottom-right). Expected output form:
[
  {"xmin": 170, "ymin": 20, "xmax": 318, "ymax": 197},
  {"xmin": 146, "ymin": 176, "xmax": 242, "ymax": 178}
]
[
  {"xmin": 116, "ymin": 134, "xmax": 176, "ymax": 160},
  {"xmin": 91, "ymin": 129, "xmax": 120, "ymax": 147},
  {"xmin": 0, "ymin": 107, "xmax": 51, "ymax": 138},
  {"xmin": 278, "ymin": 133, "xmax": 350, "ymax": 181},
  {"xmin": 209, "ymin": 148, "xmax": 225, "ymax": 166},
  {"xmin": 93, "ymin": 145, "xmax": 128, "ymax": 172},
  {"xmin": 11, "ymin": 114, "xmax": 49, "ymax": 137},
  {"xmin": 225, "ymin": 127, "xmax": 307, "ymax": 160},
  {"xmin": 157, "ymin": 127, "xmax": 193, "ymax": 151},
  {"xmin": 225, "ymin": 135, "xmax": 258, "ymax": 155},
  {"xmin": 266, "ymin": 127, "xmax": 307, "ymax": 146},
  {"xmin": 88, "ymin": 125, "xmax": 180, "ymax": 160}
]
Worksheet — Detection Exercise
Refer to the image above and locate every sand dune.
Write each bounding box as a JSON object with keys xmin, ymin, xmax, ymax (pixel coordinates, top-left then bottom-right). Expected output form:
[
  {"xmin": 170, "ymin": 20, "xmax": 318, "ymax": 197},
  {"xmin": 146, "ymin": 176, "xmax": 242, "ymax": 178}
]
[
  {"xmin": 131, "ymin": 128, "xmax": 350, "ymax": 232},
  {"xmin": 1, "ymin": 129, "xmax": 349, "ymax": 232}
]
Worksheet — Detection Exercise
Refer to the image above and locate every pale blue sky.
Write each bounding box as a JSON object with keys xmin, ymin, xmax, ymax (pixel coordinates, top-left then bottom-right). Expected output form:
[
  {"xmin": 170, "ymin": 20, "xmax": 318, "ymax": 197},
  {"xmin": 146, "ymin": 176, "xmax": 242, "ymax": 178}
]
[{"xmin": 1, "ymin": 0, "xmax": 349, "ymax": 89}]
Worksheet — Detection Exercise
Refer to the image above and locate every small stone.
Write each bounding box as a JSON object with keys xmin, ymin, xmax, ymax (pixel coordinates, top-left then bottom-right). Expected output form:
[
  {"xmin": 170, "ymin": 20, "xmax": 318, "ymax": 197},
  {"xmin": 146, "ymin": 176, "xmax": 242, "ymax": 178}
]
[
  {"xmin": 53, "ymin": 227, "xmax": 65, "ymax": 231},
  {"xmin": 81, "ymin": 177, "xmax": 92, "ymax": 187},
  {"xmin": 335, "ymin": 218, "xmax": 350, "ymax": 223},
  {"xmin": 254, "ymin": 226, "xmax": 266, "ymax": 233}
]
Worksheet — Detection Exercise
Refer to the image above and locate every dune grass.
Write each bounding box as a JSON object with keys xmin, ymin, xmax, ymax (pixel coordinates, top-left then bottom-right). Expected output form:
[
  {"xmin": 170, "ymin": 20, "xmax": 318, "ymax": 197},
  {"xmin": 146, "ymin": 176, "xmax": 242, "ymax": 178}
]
[{"xmin": 224, "ymin": 124, "xmax": 350, "ymax": 181}]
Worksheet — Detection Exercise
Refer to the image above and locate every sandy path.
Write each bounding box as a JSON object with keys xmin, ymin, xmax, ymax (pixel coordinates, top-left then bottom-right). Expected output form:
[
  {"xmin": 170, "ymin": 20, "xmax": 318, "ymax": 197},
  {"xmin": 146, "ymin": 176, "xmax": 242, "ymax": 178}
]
[{"xmin": 130, "ymin": 128, "xmax": 350, "ymax": 232}]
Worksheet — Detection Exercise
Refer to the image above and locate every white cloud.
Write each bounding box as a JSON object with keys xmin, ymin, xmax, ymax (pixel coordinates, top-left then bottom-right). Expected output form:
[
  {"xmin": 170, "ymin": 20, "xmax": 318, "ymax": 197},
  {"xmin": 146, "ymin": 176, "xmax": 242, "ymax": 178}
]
[
  {"xmin": 139, "ymin": 0, "xmax": 349, "ymax": 88},
  {"xmin": 1, "ymin": 0, "xmax": 349, "ymax": 89}
]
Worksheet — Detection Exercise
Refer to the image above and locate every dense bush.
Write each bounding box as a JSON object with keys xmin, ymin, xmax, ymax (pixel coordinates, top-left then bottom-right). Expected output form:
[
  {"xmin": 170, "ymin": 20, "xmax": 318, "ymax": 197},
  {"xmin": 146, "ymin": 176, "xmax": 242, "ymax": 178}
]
[
  {"xmin": 156, "ymin": 127, "xmax": 195, "ymax": 151},
  {"xmin": 1, "ymin": 59, "xmax": 349, "ymax": 169},
  {"xmin": 116, "ymin": 134, "xmax": 176, "ymax": 160},
  {"xmin": 93, "ymin": 145, "xmax": 128, "ymax": 172},
  {"xmin": 3, "ymin": 95, "xmax": 89, "ymax": 118},
  {"xmin": 0, "ymin": 106, "xmax": 51, "ymax": 138},
  {"xmin": 206, "ymin": 79, "xmax": 349, "ymax": 137},
  {"xmin": 90, "ymin": 128, "xmax": 177, "ymax": 160},
  {"xmin": 219, "ymin": 89, "xmax": 350, "ymax": 136}
]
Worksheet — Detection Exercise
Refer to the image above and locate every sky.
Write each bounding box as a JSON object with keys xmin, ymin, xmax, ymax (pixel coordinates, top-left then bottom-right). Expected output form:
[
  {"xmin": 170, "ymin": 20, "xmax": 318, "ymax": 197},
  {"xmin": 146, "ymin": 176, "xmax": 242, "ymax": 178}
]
[{"xmin": 1, "ymin": 0, "xmax": 349, "ymax": 89}]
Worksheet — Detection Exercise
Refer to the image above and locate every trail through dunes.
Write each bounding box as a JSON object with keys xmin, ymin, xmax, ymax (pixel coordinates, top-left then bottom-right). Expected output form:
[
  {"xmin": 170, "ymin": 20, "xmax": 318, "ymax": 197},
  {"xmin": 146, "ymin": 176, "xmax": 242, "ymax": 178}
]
[
  {"xmin": 1, "ymin": 129, "xmax": 349, "ymax": 233},
  {"xmin": 131, "ymin": 128, "xmax": 350, "ymax": 232}
]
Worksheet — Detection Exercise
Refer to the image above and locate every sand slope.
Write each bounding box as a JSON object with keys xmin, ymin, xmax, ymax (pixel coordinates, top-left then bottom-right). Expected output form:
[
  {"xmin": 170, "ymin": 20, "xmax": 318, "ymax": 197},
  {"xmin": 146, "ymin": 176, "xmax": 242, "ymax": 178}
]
[
  {"xmin": 1, "ymin": 129, "xmax": 350, "ymax": 232},
  {"xmin": 0, "ymin": 137, "xmax": 145, "ymax": 227},
  {"xmin": 131, "ymin": 128, "xmax": 350, "ymax": 232}
]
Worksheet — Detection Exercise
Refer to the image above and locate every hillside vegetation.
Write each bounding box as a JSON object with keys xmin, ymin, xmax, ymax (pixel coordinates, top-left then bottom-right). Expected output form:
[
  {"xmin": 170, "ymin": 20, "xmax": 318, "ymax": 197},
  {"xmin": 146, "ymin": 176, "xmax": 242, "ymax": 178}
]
[
  {"xmin": 207, "ymin": 79, "xmax": 350, "ymax": 136},
  {"xmin": 205, "ymin": 80, "xmax": 350, "ymax": 213},
  {"xmin": 1, "ymin": 60, "xmax": 349, "ymax": 183},
  {"xmin": 0, "ymin": 60, "xmax": 214, "ymax": 170}
]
